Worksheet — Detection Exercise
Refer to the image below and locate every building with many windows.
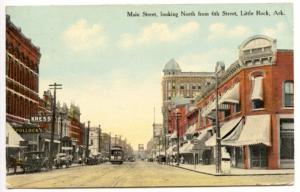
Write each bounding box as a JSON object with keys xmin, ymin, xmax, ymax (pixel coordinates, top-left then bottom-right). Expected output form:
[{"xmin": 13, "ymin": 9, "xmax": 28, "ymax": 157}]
[
  {"xmin": 161, "ymin": 59, "xmax": 215, "ymax": 155},
  {"xmin": 166, "ymin": 35, "xmax": 294, "ymax": 170},
  {"xmin": 6, "ymin": 15, "xmax": 41, "ymax": 152},
  {"xmin": 6, "ymin": 15, "xmax": 41, "ymax": 125}
]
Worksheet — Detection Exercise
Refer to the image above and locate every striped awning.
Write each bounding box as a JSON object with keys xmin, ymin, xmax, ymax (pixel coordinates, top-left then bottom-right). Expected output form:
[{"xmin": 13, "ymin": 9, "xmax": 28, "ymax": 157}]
[{"xmin": 205, "ymin": 117, "xmax": 243, "ymax": 146}]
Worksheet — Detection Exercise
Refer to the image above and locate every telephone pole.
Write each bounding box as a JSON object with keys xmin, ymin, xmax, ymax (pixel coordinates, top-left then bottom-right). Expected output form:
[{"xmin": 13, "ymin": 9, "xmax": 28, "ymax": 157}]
[
  {"xmin": 48, "ymin": 83, "xmax": 62, "ymax": 170},
  {"xmin": 98, "ymin": 124, "xmax": 101, "ymax": 153},
  {"xmin": 85, "ymin": 121, "xmax": 90, "ymax": 163}
]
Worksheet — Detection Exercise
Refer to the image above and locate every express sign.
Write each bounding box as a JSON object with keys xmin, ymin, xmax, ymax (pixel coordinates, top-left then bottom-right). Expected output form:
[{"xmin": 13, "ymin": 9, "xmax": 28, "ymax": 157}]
[{"xmin": 30, "ymin": 115, "xmax": 52, "ymax": 123}]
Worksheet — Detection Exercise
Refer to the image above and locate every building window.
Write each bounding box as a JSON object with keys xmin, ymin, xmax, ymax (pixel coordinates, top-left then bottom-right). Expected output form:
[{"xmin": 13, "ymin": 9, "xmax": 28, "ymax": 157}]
[
  {"xmin": 180, "ymin": 84, "xmax": 184, "ymax": 90},
  {"xmin": 280, "ymin": 119, "xmax": 294, "ymax": 160},
  {"xmin": 233, "ymin": 103, "xmax": 241, "ymax": 113},
  {"xmin": 251, "ymin": 76, "xmax": 264, "ymax": 109},
  {"xmin": 198, "ymin": 85, "xmax": 201, "ymax": 90},
  {"xmin": 283, "ymin": 81, "xmax": 294, "ymax": 107},
  {"xmin": 192, "ymin": 85, "xmax": 196, "ymax": 90}
]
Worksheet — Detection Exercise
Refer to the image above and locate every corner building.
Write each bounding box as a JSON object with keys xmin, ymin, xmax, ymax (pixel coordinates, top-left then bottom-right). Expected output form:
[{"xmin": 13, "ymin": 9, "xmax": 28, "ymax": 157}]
[
  {"xmin": 196, "ymin": 35, "xmax": 293, "ymax": 169},
  {"xmin": 6, "ymin": 15, "xmax": 41, "ymax": 125}
]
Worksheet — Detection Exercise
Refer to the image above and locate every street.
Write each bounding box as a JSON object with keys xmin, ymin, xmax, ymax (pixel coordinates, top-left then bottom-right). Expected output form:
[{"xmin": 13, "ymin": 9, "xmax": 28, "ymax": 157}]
[{"xmin": 6, "ymin": 160, "xmax": 293, "ymax": 188}]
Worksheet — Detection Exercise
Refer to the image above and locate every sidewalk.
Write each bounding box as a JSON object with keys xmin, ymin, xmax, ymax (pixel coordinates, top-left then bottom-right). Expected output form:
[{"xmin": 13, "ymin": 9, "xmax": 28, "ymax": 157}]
[{"xmin": 167, "ymin": 162, "xmax": 294, "ymax": 176}]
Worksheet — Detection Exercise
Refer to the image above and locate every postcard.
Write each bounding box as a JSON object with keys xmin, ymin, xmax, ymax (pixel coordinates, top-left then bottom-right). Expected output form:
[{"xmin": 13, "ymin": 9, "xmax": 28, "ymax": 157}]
[{"xmin": 3, "ymin": 2, "xmax": 294, "ymax": 190}]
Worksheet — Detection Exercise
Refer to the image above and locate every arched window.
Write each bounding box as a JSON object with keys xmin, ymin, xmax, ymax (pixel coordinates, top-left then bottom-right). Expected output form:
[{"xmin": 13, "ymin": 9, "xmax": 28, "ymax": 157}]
[
  {"xmin": 283, "ymin": 81, "xmax": 294, "ymax": 107},
  {"xmin": 251, "ymin": 75, "xmax": 264, "ymax": 109}
]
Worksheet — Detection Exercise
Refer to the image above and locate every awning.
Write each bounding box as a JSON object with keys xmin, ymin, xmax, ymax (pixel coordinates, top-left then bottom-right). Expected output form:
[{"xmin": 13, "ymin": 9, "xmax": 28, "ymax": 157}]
[
  {"xmin": 222, "ymin": 118, "xmax": 244, "ymax": 146},
  {"xmin": 62, "ymin": 146, "xmax": 73, "ymax": 150},
  {"xmin": 235, "ymin": 114, "xmax": 271, "ymax": 146},
  {"xmin": 180, "ymin": 142, "xmax": 194, "ymax": 154},
  {"xmin": 185, "ymin": 124, "xmax": 196, "ymax": 135},
  {"xmin": 205, "ymin": 117, "xmax": 243, "ymax": 146},
  {"xmin": 166, "ymin": 145, "xmax": 177, "ymax": 155},
  {"xmin": 196, "ymin": 126, "xmax": 213, "ymax": 141},
  {"xmin": 6, "ymin": 123, "xmax": 25, "ymax": 147},
  {"xmin": 251, "ymin": 76, "xmax": 264, "ymax": 100},
  {"xmin": 219, "ymin": 83, "xmax": 240, "ymax": 104},
  {"xmin": 170, "ymin": 131, "xmax": 177, "ymax": 139}
]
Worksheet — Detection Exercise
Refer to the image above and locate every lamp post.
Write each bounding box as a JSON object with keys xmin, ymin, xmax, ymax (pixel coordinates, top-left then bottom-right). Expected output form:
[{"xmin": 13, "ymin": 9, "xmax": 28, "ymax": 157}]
[{"xmin": 215, "ymin": 61, "xmax": 225, "ymax": 174}]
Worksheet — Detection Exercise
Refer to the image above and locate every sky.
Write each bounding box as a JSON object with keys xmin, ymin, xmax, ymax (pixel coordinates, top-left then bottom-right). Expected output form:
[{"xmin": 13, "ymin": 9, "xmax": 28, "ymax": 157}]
[{"xmin": 5, "ymin": 3, "xmax": 293, "ymax": 150}]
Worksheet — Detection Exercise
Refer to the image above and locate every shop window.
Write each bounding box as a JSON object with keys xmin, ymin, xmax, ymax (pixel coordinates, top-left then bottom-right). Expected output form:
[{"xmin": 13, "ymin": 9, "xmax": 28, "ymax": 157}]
[
  {"xmin": 283, "ymin": 81, "xmax": 294, "ymax": 107},
  {"xmin": 280, "ymin": 119, "xmax": 294, "ymax": 160}
]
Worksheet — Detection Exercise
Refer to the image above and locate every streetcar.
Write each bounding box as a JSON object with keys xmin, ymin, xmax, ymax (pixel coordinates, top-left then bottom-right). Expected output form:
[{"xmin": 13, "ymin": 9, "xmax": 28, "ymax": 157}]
[{"xmin": 109, "ymin": 145, "xmax": 124, "ymax": 164}]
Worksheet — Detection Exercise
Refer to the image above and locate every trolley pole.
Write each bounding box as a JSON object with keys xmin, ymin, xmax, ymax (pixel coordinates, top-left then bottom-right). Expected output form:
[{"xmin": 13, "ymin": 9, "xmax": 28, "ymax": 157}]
[{"xmin": 48, "ymin": 83, "xmax": 62, "ymax": 170}]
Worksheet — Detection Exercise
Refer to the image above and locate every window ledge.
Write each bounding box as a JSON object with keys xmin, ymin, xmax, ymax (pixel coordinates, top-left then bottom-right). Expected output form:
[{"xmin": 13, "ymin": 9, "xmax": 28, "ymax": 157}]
[
  {"xmin": 252, "ymin": 108, "xmax": 266, "ymax": 111},
  {"xmin": 282, "ymin": 107, "xmax": 294, "ymax": 110}
]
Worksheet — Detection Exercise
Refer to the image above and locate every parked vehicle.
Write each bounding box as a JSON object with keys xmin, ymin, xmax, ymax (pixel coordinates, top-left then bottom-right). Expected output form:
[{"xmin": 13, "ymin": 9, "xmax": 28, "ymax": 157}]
[
  {"xmin": 22, "ymin": 151, "xmax": 49, "ymax": 173},
  {"xmin": 128, "ymin": 156, "xmax": 135, "ymax": 162},
  {"xmin": 54, "ymin": 153, "xmax": 72, "ymax": 169},
  {"xmin": 110, "ymin": 145, "xmax": 124, "ymax": 164}
]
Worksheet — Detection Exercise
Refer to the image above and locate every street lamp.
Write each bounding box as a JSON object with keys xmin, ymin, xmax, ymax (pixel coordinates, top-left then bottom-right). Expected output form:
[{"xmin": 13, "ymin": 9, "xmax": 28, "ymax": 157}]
[{"xmin": 215, "ymin": 61, "xmax": 225, "ymax": 174}]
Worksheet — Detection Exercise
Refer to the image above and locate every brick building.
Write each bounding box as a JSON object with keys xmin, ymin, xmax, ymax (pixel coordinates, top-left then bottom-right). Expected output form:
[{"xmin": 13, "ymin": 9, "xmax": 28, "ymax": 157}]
[
  {"xmin": 167, "ymin": 35, "xmax": 294, "ymax": 170},
  {"xmin": 198, "ymin": 35, "xmax": 293, "ymax": 169},
  {"xmin": 161, "ymin": 59, "xmax": 215, "ymax": 153},
  {"xmin": 6, "ymin": 15, "xmax": 41, "ymax": 125},
  {"xmin": 6, "ymin": 15, "xmax": 41, "ymax": 152}
]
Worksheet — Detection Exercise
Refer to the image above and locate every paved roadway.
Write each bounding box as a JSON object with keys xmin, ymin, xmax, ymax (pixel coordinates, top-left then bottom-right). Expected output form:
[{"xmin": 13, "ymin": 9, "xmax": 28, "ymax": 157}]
[{"xmin": 6, "ymin": 160, "xmax": 293, "ymax": 188}]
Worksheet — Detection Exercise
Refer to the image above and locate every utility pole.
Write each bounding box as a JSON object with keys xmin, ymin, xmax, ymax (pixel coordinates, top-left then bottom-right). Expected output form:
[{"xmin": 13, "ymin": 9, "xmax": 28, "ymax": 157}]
[
  {"xmin": 115, "ymin": 134, "xmax": 117, "ymax": 146},
  {"xmin": 85, "ymin": 121, "xmax": 90, "ymax": 164},
  {"xmin": 109, "ymin": 132, "xmax": 111, "ymax": 153},
  {"xmin": 215, "ymin": 61, "xmax": 224, "ymax": 174},
  {"xmin": 48, "ymin": 83, "xmax": 62, "ymax": 170},
  {"xmin": 98, "ymin": 124, "xmax": 101, "ymax": 153},
  {"xmin": 176, "ymin": 109, "xmax": 181, "ymax": 166},
  {"xmin": 59, "ymin": 112, "xmax": 65, "ymax": 153}
]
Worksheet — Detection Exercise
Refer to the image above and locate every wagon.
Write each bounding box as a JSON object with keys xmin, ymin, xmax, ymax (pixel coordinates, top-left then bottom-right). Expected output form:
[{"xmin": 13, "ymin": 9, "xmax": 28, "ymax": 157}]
[{"xmin": 22, "ymin": 151, "xmax": 49, "ymax": 173}]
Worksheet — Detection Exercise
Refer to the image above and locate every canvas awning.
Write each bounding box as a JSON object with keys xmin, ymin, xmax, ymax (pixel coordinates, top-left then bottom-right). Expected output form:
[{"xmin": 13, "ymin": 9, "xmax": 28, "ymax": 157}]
[
  {"xmin": 185, "ymin": 124, "xmax": 196, "ymax": 135},
  {"xmin": 170, "ymin": 131, "xmax": 177, "ymax": 139},
  {"xmin": 6, "ymin": 123, "xmax": 25, "ymax": 147},
  {"xmin": 219, "ymin": 83, "xmax": 240, "ymax": 104},
  {"xmin": 180, "ymin": 142, "xmax": 194, "ymax": 154},
  {"xmin": 166, "ymin": 145, "xmax": 177, "ymax": 155},
  {"xmin": 196, "ymin": 126, "xmax": 213, "ymax": 141},
  {"xmin": 251, "ymin": 76, "xmax": 264, "ymax": 100},
  {"xmin": 205, "ymin": 117, "xmax": 243, "ymax": 146},
  {"xmin": 234, "ymin": 114, "xmax": 271, "ymax": 146},
  {"xmin": 222, "ymin": 118, "xmax": 244, "ymax": 146}
]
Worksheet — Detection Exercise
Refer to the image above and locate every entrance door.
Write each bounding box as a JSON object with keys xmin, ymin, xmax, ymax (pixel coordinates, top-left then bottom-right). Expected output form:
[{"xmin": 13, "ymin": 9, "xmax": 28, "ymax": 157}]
[{"xmin": 250, "ymin": 144, "xmax": 267, "ymax": 168}]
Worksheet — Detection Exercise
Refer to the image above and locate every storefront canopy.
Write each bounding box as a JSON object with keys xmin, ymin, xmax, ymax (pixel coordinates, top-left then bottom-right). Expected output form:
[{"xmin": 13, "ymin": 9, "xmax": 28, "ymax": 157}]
[
  {"xmin": 180, "ymin": 141, "xmax": 194, "ymax": 154},
  {"xmin": 219, "ymin": 82, "xmax": 240, "ymax": 104},
  {"xmin": 170, "ymin": 131, "xmax": 177, "ymax": 139},
  {"xmin": 6, "ymin": 123, "xmax": 24, "ymax": 147},
  {"xmin": 235, "ymin": 114, "xmax": 271, "ymax": 146},
  {"xmin": 185, "ymin": 124, "xmax": 196, "ymax": 135},
  {"xmin": 205, "ymin": 117, "xmax": 243, "ymax": 146},
  {"xmin": 251, "ymin": 76, "xmax": 264, "ymax": 100}
]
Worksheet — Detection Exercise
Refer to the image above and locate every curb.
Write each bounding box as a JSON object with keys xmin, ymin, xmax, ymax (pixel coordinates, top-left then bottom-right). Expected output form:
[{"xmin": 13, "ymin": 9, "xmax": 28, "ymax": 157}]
[{"xmin": 167, "ymin": 164, "xmax": 294, "ymax": 176}]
